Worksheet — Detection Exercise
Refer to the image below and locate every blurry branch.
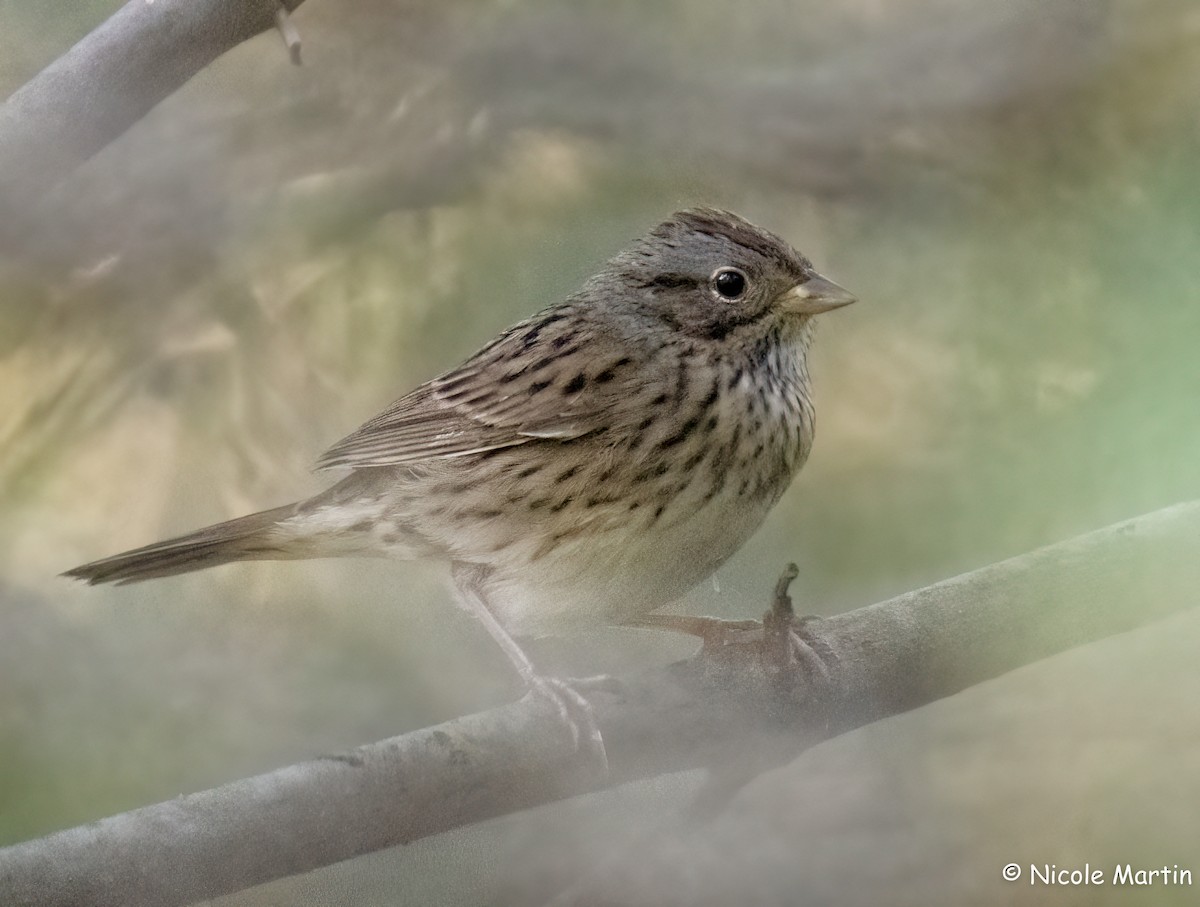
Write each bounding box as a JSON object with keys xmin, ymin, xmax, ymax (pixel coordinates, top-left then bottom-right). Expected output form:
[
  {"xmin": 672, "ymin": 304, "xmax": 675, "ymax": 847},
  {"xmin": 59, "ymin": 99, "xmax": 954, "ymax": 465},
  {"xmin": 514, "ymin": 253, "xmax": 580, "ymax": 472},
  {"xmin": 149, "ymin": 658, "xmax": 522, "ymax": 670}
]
[
  {"xmin": 0, "ymin": 0, "xmax": 307, "ymax": 240},
  {"xmin": 464, "ymin": 1, "xmax": 1113, "ymax": 195},
  {"xmin": 3, "ymin": 0, "xmax": 1122, "ymax": 275},
  {"xmin": 3, "ymin": 501, "xmax": 1199, "ymax": 907}
]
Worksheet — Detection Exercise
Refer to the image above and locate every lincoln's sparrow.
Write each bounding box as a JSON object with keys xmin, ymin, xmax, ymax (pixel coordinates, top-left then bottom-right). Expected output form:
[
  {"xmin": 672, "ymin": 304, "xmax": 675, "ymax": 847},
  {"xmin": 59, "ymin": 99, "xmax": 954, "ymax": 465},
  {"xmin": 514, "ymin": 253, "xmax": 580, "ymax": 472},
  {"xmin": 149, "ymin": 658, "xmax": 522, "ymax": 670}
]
[{"xmin": 66, "ymin": 208, "xmax": 854, "ymax": 754}]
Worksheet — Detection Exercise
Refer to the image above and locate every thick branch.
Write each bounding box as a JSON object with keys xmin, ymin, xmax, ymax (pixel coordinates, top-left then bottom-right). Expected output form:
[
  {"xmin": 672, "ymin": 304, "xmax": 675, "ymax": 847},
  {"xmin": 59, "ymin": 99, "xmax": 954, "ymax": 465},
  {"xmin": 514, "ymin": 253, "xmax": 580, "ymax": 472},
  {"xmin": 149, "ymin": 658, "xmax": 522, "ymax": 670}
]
[
  {"xmin": 0, "ymin": 0, "xmax": 305, "ymax": 223},
  {"xmin": 2, "ymin": 501, "xmax": 1198, "ymax": 906}
]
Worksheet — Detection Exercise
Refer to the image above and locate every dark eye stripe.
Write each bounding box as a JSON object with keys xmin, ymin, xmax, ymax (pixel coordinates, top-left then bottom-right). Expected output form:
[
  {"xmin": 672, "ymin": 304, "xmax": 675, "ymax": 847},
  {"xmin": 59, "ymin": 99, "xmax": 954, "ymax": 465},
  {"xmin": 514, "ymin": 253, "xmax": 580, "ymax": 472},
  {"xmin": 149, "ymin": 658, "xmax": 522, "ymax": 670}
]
[{"xmin": 646, "ymin": 273, "xmax": 698, "ymax": 290}]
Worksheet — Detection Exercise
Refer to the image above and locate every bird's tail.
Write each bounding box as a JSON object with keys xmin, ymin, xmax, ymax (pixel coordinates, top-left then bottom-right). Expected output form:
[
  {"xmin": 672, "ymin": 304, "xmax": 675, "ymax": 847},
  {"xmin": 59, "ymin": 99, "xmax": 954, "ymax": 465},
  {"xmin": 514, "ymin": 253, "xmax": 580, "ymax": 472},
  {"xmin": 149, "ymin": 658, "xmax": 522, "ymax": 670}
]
[{"xmin": 63, "ymin": 503, "xmax": 301, "ymax": 585}]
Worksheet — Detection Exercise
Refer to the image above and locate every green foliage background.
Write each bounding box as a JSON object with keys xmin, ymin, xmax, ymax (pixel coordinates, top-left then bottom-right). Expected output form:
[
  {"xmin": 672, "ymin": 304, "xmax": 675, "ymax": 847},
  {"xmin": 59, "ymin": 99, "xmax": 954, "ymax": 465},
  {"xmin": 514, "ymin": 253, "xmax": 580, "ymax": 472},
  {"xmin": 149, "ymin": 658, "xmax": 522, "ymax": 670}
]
[{"xmin": 2, "ymin": 1, "xmax": 1199, "ymax": 903}]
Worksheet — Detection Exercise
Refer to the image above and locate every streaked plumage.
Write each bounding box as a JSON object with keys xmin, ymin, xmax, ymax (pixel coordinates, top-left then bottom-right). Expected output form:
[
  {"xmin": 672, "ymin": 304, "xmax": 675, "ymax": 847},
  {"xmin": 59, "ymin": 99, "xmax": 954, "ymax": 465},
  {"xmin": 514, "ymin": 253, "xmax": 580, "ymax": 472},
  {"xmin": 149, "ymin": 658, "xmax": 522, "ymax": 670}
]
[{"xmin": 65, "ymin": 208, "xmax": 854, "ymax": 639}]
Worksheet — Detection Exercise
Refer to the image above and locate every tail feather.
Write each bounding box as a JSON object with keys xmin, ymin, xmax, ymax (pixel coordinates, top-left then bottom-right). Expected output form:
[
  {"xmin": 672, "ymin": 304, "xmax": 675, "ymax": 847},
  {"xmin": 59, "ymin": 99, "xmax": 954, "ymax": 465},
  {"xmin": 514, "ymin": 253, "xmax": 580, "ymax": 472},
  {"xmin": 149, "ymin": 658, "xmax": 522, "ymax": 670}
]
[{"xmin": 63, "ymin": 504, "xmax": 299, "ymax": 585}]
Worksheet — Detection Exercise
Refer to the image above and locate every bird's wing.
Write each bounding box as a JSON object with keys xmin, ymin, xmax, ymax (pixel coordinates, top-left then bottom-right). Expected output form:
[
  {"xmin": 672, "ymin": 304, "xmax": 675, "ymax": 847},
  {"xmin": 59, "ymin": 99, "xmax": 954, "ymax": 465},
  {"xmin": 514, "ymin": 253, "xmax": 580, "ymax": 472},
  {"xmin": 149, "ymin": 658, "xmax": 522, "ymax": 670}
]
[{"xmin": 315, "ymin": 307, "xmax": 647, "ymax": 469}]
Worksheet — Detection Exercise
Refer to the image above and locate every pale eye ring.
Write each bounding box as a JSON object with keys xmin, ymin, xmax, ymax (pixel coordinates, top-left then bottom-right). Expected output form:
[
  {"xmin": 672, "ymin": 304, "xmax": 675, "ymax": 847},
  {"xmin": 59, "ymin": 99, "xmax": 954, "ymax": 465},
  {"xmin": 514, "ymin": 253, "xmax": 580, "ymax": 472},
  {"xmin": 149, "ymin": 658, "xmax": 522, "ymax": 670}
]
[{"xmin": 712, "ymin": 267, "xmax": 748, "ymax": 300}]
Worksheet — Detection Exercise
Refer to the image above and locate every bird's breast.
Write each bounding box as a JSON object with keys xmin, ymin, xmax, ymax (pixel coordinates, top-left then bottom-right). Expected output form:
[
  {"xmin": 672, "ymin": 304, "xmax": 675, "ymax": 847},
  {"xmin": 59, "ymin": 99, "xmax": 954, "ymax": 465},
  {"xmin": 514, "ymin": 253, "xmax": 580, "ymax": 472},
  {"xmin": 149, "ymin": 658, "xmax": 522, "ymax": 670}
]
[{"xmin": 448, "ymin": 345, "xmax": 816, "ymax": 635}]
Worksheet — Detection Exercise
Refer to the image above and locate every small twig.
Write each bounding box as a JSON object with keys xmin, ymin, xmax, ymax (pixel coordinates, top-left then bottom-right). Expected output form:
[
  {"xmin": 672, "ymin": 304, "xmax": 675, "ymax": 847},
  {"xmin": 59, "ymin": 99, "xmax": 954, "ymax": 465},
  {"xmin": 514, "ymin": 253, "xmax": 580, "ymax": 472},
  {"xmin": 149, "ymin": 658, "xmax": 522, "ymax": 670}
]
[{"xmin": 274, "ymin": 3, "xmax": 302, "ymax": 65}]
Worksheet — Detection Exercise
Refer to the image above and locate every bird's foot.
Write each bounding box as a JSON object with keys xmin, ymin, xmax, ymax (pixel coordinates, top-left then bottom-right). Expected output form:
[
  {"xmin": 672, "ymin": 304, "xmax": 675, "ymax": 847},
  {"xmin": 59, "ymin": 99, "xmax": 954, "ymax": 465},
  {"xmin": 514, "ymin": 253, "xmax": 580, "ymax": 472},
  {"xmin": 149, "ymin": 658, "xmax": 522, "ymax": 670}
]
[
  {"xmin": 761, "ymin": 563, "xmax": 836, "ymax": 699},
  {"xmin": 522, "ymin": 673, "xmax": 610, "ymax": 776},
  {"xmin": 451, "ymin": 563, "xmax": 612, "ymax": 776},
  {"xmin": 631, "ymin": 564, "xmax": 837, "ymax": 697}
]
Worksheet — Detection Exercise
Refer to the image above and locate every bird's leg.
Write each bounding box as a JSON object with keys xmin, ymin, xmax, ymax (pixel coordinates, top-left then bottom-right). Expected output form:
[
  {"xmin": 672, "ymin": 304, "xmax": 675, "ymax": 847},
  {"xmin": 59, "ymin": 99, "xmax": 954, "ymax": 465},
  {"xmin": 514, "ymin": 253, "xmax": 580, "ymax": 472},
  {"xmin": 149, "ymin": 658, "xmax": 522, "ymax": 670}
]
[
  {"xmin": 627, "ymin": 613, "xmax": 762, "ymax": 653},
  {"xmin": 452, "ymin": 564, "xmax": 608, "ymax": 775}
]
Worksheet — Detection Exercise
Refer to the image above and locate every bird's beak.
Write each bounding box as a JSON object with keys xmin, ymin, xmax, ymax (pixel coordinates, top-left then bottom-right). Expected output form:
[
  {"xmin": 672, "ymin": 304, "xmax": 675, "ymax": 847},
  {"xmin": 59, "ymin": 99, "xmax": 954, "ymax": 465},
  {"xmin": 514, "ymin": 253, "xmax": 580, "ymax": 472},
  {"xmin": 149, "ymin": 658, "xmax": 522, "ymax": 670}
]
[{"xmin": 777, "ymin": 274, "xmax": 857, "ymax": 315}]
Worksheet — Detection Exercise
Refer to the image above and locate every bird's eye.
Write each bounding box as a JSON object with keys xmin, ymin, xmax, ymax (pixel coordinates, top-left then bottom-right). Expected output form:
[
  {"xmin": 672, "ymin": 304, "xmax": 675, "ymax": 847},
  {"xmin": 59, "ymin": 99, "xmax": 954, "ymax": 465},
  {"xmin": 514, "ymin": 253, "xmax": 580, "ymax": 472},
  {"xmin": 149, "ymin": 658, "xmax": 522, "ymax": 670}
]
[{"xmin": 712, "ymin": 268, "xmax": 747, "ymax": 300}]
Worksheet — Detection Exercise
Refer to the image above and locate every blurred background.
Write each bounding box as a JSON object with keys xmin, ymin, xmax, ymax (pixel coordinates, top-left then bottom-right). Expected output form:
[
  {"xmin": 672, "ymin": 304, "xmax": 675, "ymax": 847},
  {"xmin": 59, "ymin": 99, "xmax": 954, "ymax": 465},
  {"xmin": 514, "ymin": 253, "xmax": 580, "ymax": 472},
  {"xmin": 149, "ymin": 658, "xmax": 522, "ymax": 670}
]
[{"xmin": 2, "ymin": 0, "xmax": 1200, "ymax": 904}]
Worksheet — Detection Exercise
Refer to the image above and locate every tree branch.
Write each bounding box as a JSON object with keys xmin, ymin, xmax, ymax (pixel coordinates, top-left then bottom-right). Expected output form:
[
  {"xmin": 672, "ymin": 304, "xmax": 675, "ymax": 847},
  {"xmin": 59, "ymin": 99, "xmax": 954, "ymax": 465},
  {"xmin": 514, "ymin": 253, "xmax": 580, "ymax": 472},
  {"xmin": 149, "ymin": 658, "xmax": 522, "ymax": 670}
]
[
  {"xmin": 2, "ymin": 501, "xmax": 1198, "ymax": 907},
  {"xmin": 0, "ymin": 0, "xmax": 307, "ymax": 227}
]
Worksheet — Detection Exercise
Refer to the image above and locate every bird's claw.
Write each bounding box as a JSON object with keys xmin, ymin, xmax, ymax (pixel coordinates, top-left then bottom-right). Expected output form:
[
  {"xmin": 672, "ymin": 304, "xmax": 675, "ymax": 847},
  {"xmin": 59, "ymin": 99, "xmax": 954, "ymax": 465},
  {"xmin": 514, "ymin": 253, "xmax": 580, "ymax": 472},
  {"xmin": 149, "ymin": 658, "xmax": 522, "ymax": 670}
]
[
  {"xmin": 762, "ymin": 563, "xmax": 837, "ymax": 707},
  {"xmin": 633, "ymin": 564, "xmax": 837, "ymax": 701},
  {"xmin": 524, "ymin": 674, "xmax": 609, "ymax": 776}
]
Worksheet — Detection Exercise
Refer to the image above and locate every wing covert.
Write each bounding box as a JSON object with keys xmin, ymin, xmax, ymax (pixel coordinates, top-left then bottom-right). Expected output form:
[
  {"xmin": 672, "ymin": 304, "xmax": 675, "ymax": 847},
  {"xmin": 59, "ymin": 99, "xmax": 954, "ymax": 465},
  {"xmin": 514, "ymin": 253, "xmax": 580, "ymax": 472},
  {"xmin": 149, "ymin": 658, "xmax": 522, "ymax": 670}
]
[{"xmin": 315, "ymin": 305, "xmax": 646, "ymax": 470}]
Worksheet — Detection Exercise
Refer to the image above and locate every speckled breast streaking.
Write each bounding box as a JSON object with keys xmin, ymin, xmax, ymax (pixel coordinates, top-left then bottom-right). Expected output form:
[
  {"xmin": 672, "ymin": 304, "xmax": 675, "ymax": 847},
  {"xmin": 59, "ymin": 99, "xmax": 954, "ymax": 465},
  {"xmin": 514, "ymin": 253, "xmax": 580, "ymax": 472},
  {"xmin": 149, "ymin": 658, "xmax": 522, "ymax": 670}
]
[{"xmin": 297, "ymin": 316, "xmax": 817, "ymax": 635}]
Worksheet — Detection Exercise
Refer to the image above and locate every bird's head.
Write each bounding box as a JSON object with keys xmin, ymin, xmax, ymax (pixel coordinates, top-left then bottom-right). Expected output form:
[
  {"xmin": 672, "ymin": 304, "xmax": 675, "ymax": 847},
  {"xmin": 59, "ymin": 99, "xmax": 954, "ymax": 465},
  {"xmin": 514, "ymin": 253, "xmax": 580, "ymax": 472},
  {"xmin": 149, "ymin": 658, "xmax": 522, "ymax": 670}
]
[{"xmin": 601, "ymin": 207, "xmax": 855, "ymax": 343}]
